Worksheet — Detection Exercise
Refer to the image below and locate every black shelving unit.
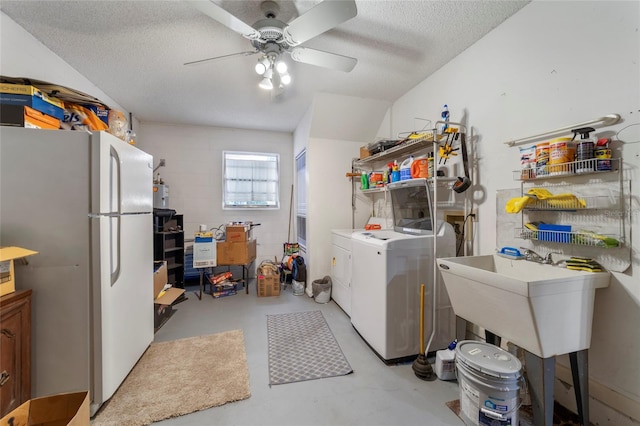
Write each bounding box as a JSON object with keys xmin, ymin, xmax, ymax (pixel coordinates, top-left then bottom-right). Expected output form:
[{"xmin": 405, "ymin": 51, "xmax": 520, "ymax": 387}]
[{"xmin": 153, "ymin": 211, "xmax": 184, "ymax": 288}]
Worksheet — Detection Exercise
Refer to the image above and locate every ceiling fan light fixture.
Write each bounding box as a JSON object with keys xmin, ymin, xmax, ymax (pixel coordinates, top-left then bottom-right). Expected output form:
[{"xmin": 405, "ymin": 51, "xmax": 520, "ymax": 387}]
[
  {"xmin": 254, "ymin": 56, "xmax": 270, "ymax": 75},
  {"xmin": 259, "ymin": 76, "xmax": 273, "ymax": 90},
  {"xmin": 280, "ymin": 72, "xmax": 291, "ymax": 85},
  {"xmin": 276, "ymin": 60, "xmax": 287, "ymax": 73}
]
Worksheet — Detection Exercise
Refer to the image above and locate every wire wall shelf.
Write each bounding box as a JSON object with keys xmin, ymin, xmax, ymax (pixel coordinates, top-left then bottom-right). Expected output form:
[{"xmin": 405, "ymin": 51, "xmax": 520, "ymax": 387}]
[
  {"xmin": 354, "ymin": 134, "xmax": 436, "ymax": 168},
  {"xmin": 516, "ymin": 228, "xmax": 623, "ymax": 248},
  {"xmin": 514, "ymin": 158, "xmax": 619, "ymax": 181},
  {"xmin": 522, "ymin": 195, "xmax": 620, "ymax": 211}
]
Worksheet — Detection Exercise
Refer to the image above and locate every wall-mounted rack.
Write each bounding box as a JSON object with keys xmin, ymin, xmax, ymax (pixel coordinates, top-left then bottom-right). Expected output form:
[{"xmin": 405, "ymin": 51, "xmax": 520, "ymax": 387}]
[{"xmin": 504, "ymin": 114, "xmax": 621, "ymax": 147}]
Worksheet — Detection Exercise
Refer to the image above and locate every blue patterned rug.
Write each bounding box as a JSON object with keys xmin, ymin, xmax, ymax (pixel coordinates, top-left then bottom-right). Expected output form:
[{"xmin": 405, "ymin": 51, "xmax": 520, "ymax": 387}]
[{"xmin": 267, "ymin": 310, "xmax": 353, "ymax": 385}]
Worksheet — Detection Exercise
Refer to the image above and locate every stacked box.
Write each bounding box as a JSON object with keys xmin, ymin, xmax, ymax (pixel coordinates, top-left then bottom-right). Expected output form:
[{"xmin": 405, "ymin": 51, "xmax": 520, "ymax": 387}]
[
  {"xmin": 225, "ymin": 224, "xmax": 252, "ymax": 242},
  {"xmin": 217, "ymin": 239, "xmax": 256, "ymax": 265},
  {"xmin": 0, "ymin": 84, "xmax": 64, "ymax": 120},
  {"xmin": 212, "ymin": 282, "xmax": 238, "ymax": 298},
  {"xmin": 0, "ymin": 104, "xmax": 60, "ymax": 129}
]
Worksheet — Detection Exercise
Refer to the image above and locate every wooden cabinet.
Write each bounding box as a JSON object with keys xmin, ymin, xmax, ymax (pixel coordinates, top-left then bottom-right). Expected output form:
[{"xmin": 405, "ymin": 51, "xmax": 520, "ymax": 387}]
[
  {"xmin": 0, "ymin": 289, "xmax": 32, "ymax": 417},
  {"xmin": 153, "ymin": 211, "xmax": 184, "ymax": 288}
]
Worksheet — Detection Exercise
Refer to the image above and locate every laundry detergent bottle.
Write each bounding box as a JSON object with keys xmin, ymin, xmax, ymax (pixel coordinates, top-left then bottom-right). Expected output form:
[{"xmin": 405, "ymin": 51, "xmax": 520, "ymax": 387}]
[{"xmin": 400, "ymin": 155, "xmax": 414, "ymax": 180}]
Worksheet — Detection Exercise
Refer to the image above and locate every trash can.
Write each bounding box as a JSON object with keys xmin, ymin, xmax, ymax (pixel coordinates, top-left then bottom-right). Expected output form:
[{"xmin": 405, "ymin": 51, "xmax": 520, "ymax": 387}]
[{"xmin": 312, "ymin": 276, "xmax": 332, "ymax": 304}]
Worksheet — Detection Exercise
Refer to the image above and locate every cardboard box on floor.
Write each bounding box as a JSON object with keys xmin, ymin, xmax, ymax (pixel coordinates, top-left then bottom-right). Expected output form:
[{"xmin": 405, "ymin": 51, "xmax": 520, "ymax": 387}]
[
  {"xmin": 0, "ymin": 391, "xmax": 89, "ymax": 425},
  {"xmin": 257, "ymin": 261, "xmax": 280, "ymax": 297},
  {"xmin": 0, "ymin": 246, "xmax": 38, "ymax": 297},
  {"xmin": 217, "ymin": 239, "xmax": 256, "ymax": 265},
  {"xmin": 153, "ymin": 261, "xmax": 185, "ymax": 331}
]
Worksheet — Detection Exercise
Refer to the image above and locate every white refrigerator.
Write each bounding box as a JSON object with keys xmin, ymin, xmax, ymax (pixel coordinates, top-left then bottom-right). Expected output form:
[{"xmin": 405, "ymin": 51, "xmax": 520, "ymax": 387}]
[{"xmin": 0, "ymin": 126, "xmax": 154, "ymax": 416}]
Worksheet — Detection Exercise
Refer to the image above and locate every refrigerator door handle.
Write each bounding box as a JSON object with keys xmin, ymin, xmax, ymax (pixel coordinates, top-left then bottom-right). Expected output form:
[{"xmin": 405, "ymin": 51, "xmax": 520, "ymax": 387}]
[
  {"xmin": 111, "ymin": 215, "xmax": 121, "ymax": 286},
  {"xmin": 110, "ymin": 145, "xmax": 121, "ymax": 214}
]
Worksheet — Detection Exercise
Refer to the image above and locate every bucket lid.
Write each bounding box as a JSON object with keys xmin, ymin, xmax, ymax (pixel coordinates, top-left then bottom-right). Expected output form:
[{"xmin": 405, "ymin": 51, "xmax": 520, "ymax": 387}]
[{"xmin": 455, "ymin": 341, "xmax": 522, "ymax": 379}]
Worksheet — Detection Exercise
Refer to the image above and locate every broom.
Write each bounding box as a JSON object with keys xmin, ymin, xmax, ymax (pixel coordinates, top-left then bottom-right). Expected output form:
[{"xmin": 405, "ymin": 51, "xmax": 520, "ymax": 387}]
[{"xmin": 412, "ymin": 283, "xmax": 436, "ymax": 380}]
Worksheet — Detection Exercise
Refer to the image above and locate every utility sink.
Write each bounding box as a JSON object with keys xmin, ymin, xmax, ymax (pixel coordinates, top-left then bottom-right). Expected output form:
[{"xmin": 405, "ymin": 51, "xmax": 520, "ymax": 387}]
[{"xmin": 437, "ymin": 254, "xmax": 610, "ymax": 358}]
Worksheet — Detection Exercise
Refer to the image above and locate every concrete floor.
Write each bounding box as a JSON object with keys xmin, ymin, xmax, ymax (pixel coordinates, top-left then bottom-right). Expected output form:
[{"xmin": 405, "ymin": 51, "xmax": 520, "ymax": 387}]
[{"xmin": 153, "ymin": 280, "xmax": 463, "ymax": 426}]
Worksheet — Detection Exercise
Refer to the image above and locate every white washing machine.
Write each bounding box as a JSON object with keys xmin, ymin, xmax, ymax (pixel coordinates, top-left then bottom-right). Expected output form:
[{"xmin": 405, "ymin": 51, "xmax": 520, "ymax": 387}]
[{"xmin": 350, "ymin": 178, "xmax": 456, "ymax": 363}]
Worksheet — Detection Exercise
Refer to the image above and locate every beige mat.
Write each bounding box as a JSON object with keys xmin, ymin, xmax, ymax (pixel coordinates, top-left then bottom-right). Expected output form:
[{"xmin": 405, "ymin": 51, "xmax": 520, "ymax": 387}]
[{"xmin": 92, "ymin": 330, "xmax": 251, "ymax": 426}]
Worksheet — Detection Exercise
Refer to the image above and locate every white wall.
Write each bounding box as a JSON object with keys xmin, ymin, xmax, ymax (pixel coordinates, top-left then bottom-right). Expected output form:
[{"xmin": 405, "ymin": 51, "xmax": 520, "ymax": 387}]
[
  {"xmin": 137, "ymin": 123, "xmax": 293, "ymax": 266},
  {"xmin": 378, "ymin": 1, "xmax": 640, "ymax": 424},
  {"xmin": 297, "ymin": 94, "xmax": 390, "ymax": 286}
]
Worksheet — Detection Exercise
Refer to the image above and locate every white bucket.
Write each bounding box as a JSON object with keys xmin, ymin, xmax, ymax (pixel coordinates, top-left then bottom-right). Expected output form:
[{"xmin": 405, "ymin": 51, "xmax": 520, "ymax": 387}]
[
  {"xmin": 292, "ymin": 280, "xmax": 305, "ymax": 296},
  {"xmin": 455, "ymin": 341, "xmax": 523, "ymax": 426}
]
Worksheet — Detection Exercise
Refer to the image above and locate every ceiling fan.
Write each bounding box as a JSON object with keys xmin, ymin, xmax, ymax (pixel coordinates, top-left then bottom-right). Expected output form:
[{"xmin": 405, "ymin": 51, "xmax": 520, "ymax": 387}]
[{"xmin": 185, "ymin": 0, "xmax": 358, "ymax": 90}]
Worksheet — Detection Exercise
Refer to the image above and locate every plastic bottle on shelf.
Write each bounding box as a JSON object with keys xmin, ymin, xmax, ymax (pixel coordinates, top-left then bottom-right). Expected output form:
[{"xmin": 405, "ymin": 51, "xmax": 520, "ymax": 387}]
[
  {"xmin": 441, "ymin": 104, "xmax": 450, "ymax": 133},
  {"xmin": 361, "ymin": 171, "xmax": 369, "ymax": 190},
  {"xmin": 391, "ymin": 161, "xmax": 400, "ymax": 182},
  {"xmin": 400, "ymin": 155, "xmax": 414, "ymax": 180}
]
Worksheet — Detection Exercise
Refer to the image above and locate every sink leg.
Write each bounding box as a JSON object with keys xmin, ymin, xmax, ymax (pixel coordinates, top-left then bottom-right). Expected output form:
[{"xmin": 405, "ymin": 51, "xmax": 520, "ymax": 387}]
[
  {"xmin": 455, "ymin": 316, "xmax": 467, "ymax": 341},
  {"xmin": 485, "ymin": 330, "xmax": 501, "ymax": 347},
  {"xmin": 525, "ymin": 351, "xmax": 555, "ymax": 426},
  {"xmin": 570, "ymin": 350, "xmax": 590, "ymax": 426}
]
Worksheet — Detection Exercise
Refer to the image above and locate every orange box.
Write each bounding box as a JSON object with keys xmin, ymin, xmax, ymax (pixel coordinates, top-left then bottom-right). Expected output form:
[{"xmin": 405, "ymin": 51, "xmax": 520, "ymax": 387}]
[{"xmin": 24, "ymin": 105, "xmax": 60, "ymax": 129}]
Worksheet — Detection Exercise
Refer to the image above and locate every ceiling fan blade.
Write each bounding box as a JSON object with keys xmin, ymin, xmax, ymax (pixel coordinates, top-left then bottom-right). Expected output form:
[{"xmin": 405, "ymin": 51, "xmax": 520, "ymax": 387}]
[
  {"xmin": 184, "ymin": 50, "xmax": 258, "ymax": 66},
  {"xmin": 187, "ymin": 0, "xmax": 261, "ymax": 40},
  {"xmin": 283, "ymin": 0, "xmax": 357, "ymax": 46},
  {"xmin": 290, "ymin": 46, "xmax": 357, "ymax": 72}
]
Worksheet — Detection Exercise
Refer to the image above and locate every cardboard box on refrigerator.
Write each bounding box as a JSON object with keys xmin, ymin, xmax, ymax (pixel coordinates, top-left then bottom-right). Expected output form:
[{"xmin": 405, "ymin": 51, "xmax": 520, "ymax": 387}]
[
  {"xmin": 0, "ymin": 104, "xmax": 60, "ymax": 129},
  {"xmin": 0, "ymin": 84, "xmax": 65, "ymax": 121},
  {"xmin": 0, "ymin": 391, "xmax": 89, "ymax": 426},
  {"xmin": 0, "ymin": 246, "xmax": 38, "ymax": 297},
  {"xmin": 216, "ymin": 239, "xmax": 256, "ymax": 265}
]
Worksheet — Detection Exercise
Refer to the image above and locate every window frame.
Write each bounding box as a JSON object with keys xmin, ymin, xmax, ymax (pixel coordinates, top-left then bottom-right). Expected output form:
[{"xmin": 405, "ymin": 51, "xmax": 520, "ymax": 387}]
[
  {"xmin": 222, "ymin": 150, "xmax": 280, "ymax": 210},
  {"xmin": 295, "ymin": 150, "xmax": 307, "ymax": 248}
]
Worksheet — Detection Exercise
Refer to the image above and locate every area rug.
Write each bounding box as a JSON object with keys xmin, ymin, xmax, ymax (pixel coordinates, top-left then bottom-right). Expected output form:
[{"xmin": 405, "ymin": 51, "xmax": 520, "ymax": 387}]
[
  {"xmin": 92, "ymin": 330, "xmax": 251, "ymax": 426},
  {"xmin": 267, "ymin": 310, "xmax": 353, "ymax": 385}
]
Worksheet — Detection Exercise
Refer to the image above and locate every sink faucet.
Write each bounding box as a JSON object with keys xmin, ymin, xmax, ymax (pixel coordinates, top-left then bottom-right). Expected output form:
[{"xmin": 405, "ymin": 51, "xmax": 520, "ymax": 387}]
[
  {"xmin": 520, "ymin": 248, "xmax": 562, "ymax": 265},
  {"xmin": 521, "ymin": 247, "xmax": 544, "ymax": 263}
]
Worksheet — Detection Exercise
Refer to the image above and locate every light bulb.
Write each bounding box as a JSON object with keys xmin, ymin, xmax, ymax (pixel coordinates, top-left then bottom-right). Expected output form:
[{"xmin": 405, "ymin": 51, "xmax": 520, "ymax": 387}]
[
  {"xmin": 276, "ymin": 61, "xmax": 287, "ymax": 73},
  {"xmin": 280, "ymin": 72, "xmax": 291, "ymax": 85},
  {"xmin": 255, "ymin": 62, "xmax": 266, "ymax": 75},
  {"xmin": 255, "ymin": 57, "xmax": 269, "ymax": 75},
  {"xmin": 259, "ymin": 77, "xmax": 273, "ymax": 90}
]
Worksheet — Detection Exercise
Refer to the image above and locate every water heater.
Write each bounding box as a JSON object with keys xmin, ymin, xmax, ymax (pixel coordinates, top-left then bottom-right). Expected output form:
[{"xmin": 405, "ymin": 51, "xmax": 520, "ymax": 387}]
[{"xmin": 153, "ymin": 184, "xmax": 169, "ymax": 209}]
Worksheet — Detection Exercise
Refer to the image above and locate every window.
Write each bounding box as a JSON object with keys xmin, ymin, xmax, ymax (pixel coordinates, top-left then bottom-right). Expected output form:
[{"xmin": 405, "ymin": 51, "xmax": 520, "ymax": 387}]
[
  {"xmin": 295, "ymin": 150, "xmax": 307, "ymax": 248},
  {"xmin": 223, "ymin": 151, "xmax": 280, "ymax": 209}
]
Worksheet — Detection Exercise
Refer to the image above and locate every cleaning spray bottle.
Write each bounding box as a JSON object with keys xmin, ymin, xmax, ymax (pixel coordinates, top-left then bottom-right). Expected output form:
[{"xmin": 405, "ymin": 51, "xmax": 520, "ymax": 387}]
[{"xmin": 573, "ymin": 126, "xmax": 595, "ymax": 173}]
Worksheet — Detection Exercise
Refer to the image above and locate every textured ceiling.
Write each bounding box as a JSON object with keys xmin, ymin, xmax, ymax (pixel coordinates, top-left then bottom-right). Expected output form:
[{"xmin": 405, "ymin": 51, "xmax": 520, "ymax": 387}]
[{"xmin": 1, "ymin": 0, "xmax": 529, "ymax": 132}]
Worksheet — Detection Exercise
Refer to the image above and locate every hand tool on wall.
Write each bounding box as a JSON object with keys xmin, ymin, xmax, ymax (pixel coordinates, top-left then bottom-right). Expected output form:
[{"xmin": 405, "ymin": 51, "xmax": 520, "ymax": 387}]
[{"xmin": 453, "ymin": 132, "xmax": 472, "ymax": 193}]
